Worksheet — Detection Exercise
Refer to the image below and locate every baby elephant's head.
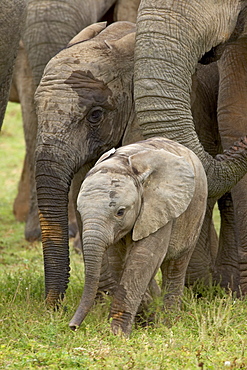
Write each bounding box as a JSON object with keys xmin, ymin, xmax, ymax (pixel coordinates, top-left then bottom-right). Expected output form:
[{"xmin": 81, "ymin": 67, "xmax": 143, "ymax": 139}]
[
  {"xmin": 78, "ymin": 137, "xmax": 196, "ymax": 246},
  {"xmin": 77, "ymin": 166, "xmax": 142, "ymax": 246}
]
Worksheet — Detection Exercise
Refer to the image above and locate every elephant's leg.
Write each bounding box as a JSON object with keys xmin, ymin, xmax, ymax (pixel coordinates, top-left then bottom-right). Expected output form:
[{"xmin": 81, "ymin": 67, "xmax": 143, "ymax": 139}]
[
  {"xmin": 217, "ymin": 34, "xmax": 247, "ymax": 295},
  {"xmin": 110, "ymin": 224, "xmax": 172, "ymax": 336},
  {"xmin": 21, "ymin": 87, "xmax": 40, "ymax": 242},
  {"xmin": 99, "ymin": 235, "xmax": 160, "ymax": 304},
  {"xmin": 98, "ymin": 235, "xmax": 161, "ymax": 323},
  {"xmin": 213, "ymin": 192, "xmax": 239, "ymax": 292},
  {"xmin": 231, "ymin": 179, "xmax": 247, "ymax": 295},
  {"xmin": 10, "ymin": 43, "xmax": 40, "ymax": 240},
  {"xmin": 68, "ymin": 187, "xmax": 78, "ymax": 239},
  {"xmin": 161, "ymin": 249, "xmax": 195, "ymax": 309},
  {"xmin": 10, "ymin": 45, "xmax": 31, "ymax": 222},
  {"xmin": 186, "ymin": 198, "xmax": 218, "ymax": 286},
  {"xmin": 98, "ymin": 239, "xmax": 127, "ymax": 297},
  {"xmin": 187, "ymin": 63, "xmax": 220, "ymax": 287},
  {"xmin": 134, "ymin": 277, "xmax": 161, "ymax": 329},
  {"xmin": 13, "ymin": 153, "xmax": 30, "ymax": 222}
]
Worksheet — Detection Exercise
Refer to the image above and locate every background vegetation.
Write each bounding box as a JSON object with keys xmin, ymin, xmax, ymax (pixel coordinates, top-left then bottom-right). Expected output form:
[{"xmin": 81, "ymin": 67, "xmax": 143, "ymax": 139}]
[{"xmin": 0, "ymin": 103, "xmax": 247, "ymax": 369}]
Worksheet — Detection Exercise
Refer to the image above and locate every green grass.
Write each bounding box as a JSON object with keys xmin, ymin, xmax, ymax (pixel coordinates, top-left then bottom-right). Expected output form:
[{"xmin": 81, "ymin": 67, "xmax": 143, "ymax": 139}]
[{"xmin": 0, "ymin": 103, "xmax": 246, "ymax": 369}]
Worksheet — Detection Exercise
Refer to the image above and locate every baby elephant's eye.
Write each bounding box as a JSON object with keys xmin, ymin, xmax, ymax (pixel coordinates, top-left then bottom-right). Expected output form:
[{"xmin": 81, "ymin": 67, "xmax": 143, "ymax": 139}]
[
  {"xmin": 116, "ymin": 207, "xmax": 126, "ymax": 217},
  {"xmin": 87, "ymin": 107, "xmax": 104, "ymax": 124}
]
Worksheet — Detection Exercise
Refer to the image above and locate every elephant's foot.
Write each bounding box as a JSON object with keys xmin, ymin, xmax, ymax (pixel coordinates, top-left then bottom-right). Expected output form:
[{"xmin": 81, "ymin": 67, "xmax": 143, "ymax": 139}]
[
  {"xmin": 185, "ymin": 268, "xmax": 215, "ymax": 287},
  {"xmin": 239, "ymin": 259, "xmax": 247, "ymax": 296},
  {"xmin": 134, "ymin": 281, "xmax": 161, "ymax": 327},
  {"xmin": 110, "ymin": 283, "xmax": 160, "ymax": 336},
  {"xmin": 13, "ymin": 189, "xmax": 30, "ymax": 222},
  {"xmin": 163, "ymin": 293, "xmax": 182, "ymax": 311},
  {"xmin": 213, "ymin": 264, "xmax": 240, "ymax": 294},
  {"xmin": 110, "ymin": 311, "xmax": 133, "ymax": 337},
  {"xmin": 24, "ymin": 171, "xmax": 41, "ymax": 242},
  {"xmin": 134, "ymin": 308, "xmax": 156, "ymax": 329},
  {"xmin": 134, "ymin": 293, "xmax": 156, "ymax": 329},
  {"xmin": 25, "ymin": 206, "xmax": 41, "ymax": 242},
  {"xmin": 69, "ymin": 220, "xmax": 78, "ymax": 239}
]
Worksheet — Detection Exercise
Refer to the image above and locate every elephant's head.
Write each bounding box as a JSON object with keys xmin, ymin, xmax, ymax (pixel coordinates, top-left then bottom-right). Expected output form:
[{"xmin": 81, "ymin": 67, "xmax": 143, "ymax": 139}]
[
  {"xmin": 134, "ymin": 0, "xmax": 247, "ymax": 198},
  {"xmin": 34, "ymin": 21, "xmax": 136, "ymax": 305},
  {"xmin": 69, "ymin": 137, "xmax": 198, "ymax": 331}
]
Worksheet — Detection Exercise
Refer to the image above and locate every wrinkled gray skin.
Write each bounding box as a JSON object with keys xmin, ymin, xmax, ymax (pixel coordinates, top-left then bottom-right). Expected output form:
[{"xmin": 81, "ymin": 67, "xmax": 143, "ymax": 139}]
[
  {"xmin": 134, "ymin": 0, "xmax": 247, "ymax": 293},
  {"xmin": 10, "ymin": 0, "xmax": 117, "ymax": 239},
  {"xmin": 114, "ymin": 0, "xmax": 140, "ymax": 23},
  {"xmin": 0, "ymin": 0, "xmax": 26, "ymax": 129},
  {"xmin": 35, "ymin": 22, "xmax": 137, "ymax": 305},
  {"xmin": 69, "ymin": 137, "xmax": 208, "ymax": 337}
]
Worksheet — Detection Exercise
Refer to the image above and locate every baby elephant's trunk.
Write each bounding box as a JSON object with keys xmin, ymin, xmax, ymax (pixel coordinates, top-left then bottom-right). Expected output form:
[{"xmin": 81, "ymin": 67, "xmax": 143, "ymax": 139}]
[{"xmin": 69, "ymin": 231, "xmax": 106, "ymax": 329}]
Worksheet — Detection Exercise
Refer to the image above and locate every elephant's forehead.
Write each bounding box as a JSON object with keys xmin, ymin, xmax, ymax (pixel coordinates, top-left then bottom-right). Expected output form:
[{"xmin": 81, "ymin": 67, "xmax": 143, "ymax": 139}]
[
  {"xmin": 64, "ymin": 69, "xmax": 114, "ymax": 108},
  {"xmin": 44, "ymin": 57, "xmax": 109, "ymax": 85},
  {"xmin": 50, "ymin": 44, "xmax": 115, "ymax": 80},
  {"xmin": 80, "ymin": 172, "xmax": 137, "ymax": 196}
]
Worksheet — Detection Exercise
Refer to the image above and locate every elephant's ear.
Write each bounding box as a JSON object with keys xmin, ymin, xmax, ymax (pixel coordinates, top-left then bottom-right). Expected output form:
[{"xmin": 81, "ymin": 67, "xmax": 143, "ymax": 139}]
[
  {"xmin": 67, "ymin": 22, "xmax": 107, "ymax": 47},
  {"xmin": 95, "ymin": 148, "xmax": 116, "ymax": 165},
  {"xmin": 130, "ymin": 149, "xmax": 196, "ymax": 241},
  {"xmin": 104, "ymin": 31, "xmax": 136, "ymax": 55}
]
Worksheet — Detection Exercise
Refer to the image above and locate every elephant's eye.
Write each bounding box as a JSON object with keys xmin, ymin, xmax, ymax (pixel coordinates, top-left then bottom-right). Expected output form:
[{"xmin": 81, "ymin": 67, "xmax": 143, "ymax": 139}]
[
  {"xmin": 116, "ymin": 207, "xmax": 126, "ymax": 217},
  {"xmin": 87, "ymin": 107, "xmax": 104, "ymax": 124}
]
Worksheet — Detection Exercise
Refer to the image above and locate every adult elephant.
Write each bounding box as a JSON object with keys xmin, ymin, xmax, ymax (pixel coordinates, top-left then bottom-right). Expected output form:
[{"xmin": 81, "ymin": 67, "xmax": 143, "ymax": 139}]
[
  {"xmin": 35, "ymin": 21, "xmax": 137, "ymax": 305},
  {"xmin": 134, "ymin": 0, "xmax": 247, "ymax": 292},
  {"xmin": 11, "ymin": 0, "xmax": 117, "ymax": 240},
  {"xmin": 0, "ymin": 0, "xmax": 26, "ymax": 130}
]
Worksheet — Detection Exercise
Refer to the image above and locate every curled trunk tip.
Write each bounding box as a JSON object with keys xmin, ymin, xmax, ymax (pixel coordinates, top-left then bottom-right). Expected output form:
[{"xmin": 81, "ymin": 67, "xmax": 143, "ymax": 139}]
[{"xmin": 69, "ymin": 323, "xmax": 79, "ymax": 331}]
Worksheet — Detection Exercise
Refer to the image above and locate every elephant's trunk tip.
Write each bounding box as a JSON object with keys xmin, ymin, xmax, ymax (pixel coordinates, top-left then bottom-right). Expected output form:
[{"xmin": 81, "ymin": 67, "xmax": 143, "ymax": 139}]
[
  {"xmin": 69, "ymin": 322, "xmax": 79, "ymax": 331},
  {"xmin": 69, "ymin": 307, "xmax": 88, "ymax": 331},
  {"xmin": 216, "ymin": 136, "xmax": 247, "ymax": 161}
]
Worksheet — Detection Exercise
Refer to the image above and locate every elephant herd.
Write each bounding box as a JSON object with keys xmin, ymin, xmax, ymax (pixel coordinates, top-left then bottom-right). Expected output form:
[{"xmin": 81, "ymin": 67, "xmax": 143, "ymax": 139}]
[{"xmin": 1, "ymin": 0, "xmax": 247, "ymax": 336}]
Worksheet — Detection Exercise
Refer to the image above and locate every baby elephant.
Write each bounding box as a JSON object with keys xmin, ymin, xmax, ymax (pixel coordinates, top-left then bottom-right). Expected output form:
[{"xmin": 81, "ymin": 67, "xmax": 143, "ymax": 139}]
[{"xmin": 69, "ymin": 137, "xmax": 207, "ymax": 336}]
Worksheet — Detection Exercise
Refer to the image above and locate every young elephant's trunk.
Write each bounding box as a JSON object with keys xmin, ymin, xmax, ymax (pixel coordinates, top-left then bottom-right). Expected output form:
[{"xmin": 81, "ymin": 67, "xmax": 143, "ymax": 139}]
[{"xmin": 69, "ymin": 227, "xmax": 107, "ymax": 329}]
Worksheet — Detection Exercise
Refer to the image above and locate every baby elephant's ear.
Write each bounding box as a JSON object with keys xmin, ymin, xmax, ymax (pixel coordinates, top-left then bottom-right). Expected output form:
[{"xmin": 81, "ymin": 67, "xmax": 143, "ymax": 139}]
[
  {"xmin": 130, "ymin": 149, "xmax": 196, "ymax": 241},
  {"xmin": 67, "ymin": 22, "xmax": 107, "ymax": 47}
]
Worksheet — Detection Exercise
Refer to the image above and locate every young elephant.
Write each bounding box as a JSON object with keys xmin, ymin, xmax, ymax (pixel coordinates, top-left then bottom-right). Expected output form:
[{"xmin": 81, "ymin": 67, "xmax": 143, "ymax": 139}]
[{"xmin": 69, "ymin": 137, "xmax": 207, "ymax": 336}]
